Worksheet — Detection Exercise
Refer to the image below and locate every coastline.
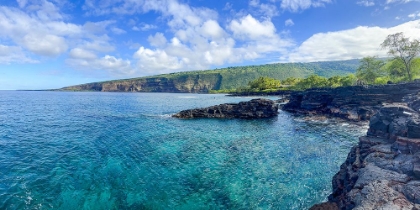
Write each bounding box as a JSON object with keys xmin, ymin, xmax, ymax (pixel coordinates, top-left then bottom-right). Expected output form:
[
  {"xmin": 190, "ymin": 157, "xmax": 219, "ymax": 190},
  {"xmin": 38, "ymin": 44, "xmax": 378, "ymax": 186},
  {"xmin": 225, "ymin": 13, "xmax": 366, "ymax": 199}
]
[{"xmin": 278, "ymin": 81, "xmax": 420, "ymax": 209}]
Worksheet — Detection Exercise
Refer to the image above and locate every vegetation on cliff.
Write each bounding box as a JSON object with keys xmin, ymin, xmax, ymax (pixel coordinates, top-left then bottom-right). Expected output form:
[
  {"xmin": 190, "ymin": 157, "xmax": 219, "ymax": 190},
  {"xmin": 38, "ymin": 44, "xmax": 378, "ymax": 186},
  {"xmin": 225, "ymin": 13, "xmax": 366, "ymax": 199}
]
[{"xmin": 60, "ymin": 60, "xmax": 359, "ymax": 93}]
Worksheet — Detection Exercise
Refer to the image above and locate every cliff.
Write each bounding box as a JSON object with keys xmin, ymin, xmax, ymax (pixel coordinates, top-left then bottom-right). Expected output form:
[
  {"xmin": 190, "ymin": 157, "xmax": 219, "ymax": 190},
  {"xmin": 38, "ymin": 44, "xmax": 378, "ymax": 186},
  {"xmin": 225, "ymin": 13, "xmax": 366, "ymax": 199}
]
[
  {"xmin": 59, "ymin": 60, "xmax": 359, "ymax": 93},
  {"xmin": 61, "ymin": 74, "xmax": 222, "ymax": 93},
  {"xmin": 283, "ymin": 81, "xmax": 420, "ymax": 121}
]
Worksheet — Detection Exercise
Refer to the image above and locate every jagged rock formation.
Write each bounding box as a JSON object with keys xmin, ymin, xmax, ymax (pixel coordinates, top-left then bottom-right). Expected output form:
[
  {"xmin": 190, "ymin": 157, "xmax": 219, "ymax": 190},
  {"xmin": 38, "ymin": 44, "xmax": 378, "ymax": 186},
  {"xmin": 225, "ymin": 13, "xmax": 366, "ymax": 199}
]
[
  {"xmin": 313, "ymin": 93, "xmax": 420, "ymax": 210},
  {"xmin": 172, "ymin": 99, "xmax": 278, "ymax": 119},
  {"xmin": 283, "ymin": 81, "xmax": 420, "ymax": 121}
]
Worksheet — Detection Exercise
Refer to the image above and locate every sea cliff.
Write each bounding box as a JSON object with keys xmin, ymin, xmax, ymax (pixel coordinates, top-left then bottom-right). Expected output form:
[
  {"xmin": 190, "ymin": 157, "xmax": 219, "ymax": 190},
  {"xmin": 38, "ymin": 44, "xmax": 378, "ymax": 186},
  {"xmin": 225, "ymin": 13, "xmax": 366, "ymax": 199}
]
[{"xmin": 61, "ymin": 74, "xmax": 222, "ymax": 93}]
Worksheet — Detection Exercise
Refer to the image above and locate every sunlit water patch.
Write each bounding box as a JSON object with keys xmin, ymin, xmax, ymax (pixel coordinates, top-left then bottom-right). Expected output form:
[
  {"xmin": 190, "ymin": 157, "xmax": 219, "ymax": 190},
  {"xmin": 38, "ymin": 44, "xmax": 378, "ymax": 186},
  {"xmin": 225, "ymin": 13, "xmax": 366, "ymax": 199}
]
[{"xmin": 0, "ymin": 92, "xmax": 366, "ymax": 209}]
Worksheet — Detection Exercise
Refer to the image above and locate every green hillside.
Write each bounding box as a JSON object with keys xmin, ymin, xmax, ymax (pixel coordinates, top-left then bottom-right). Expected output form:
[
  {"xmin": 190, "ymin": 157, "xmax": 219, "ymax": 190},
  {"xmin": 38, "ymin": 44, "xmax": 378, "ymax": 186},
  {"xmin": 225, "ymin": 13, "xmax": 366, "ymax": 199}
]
[{"xmin": 61, "ymin": 59, "xmax": 360, "ymax": 93}]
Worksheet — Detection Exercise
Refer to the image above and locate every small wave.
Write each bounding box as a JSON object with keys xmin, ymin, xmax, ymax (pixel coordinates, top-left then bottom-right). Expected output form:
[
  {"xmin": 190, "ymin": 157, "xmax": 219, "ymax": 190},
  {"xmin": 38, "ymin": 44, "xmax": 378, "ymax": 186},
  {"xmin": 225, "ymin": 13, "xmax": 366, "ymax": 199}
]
[
  {"xmin": 177, "ymin": 96, "xmax": 198, "ymax": 99},
  {"xmin": 141, "ymin": 113, "xmax": 173, "ymax": 118}
]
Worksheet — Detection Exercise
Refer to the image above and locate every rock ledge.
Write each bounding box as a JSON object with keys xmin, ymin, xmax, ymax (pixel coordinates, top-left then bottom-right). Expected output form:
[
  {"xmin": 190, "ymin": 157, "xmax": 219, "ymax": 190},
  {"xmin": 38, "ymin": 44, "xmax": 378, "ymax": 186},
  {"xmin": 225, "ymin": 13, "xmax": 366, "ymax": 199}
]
[{"xmin": 313, "ymin": 93, "xmax": 420, "ymax": 210}]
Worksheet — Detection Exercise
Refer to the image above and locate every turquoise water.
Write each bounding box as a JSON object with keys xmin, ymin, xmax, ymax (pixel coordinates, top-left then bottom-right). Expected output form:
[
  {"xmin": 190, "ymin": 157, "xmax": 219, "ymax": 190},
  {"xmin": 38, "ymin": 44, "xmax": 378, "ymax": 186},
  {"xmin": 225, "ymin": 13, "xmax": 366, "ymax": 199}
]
[{"xmin": 0, "ymin": 91, "xmax": 366, "ymax": 209}]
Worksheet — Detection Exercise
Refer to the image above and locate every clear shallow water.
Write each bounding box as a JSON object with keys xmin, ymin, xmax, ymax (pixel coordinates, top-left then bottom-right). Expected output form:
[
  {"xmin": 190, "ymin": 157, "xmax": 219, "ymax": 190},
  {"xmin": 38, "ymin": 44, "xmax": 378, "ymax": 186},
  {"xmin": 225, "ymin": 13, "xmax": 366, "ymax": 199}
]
[{"xmin": 0, "ymin": 91, "xmax": 367, "ymax": 209}]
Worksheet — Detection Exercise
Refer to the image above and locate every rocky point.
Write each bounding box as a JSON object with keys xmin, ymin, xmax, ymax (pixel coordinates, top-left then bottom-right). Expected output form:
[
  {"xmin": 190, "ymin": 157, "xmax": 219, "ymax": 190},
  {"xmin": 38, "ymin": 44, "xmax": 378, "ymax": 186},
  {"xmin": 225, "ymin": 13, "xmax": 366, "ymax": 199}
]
[{"xmin": 172, "ymin": 98, "xmax": 278, "ymax": 119}]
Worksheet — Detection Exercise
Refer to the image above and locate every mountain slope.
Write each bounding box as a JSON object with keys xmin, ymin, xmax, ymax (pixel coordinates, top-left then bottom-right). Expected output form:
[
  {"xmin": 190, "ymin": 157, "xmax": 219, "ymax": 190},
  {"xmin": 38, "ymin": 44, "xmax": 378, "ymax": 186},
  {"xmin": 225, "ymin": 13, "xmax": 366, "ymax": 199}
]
[{"xmin": 60, "ymin": 59, "xmax": 360, "ymax": 93}]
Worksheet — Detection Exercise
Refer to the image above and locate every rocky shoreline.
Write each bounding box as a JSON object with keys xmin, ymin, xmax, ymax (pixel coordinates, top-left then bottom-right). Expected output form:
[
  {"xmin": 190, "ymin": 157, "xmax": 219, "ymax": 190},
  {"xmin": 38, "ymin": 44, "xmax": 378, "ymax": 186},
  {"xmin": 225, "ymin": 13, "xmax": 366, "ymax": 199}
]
[
  {"xmin": 283, "ymin": 81, "xmax": 420, "ymax": 122},
  {"xmin": 311, "ymin": 93, "xmax": 420, "ymax": 210},
  {"xmin": 300, "ymin": 81, "xmax": 420, "ymax": 210}
]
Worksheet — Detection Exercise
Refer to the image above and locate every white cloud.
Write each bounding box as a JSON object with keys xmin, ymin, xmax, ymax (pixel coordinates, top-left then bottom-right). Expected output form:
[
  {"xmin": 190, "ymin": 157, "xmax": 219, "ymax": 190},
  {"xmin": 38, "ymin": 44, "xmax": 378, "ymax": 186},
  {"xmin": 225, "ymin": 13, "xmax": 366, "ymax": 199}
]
[
  {"xmin": 16, "ymin": 0, "xmax": 28, "ymax": 8},
  {"xmin": 69, "ymin": 48, "xmax": 97, "ymax": 60},
  {"xmin": 134, "ymin": 47, "xmax": 185, "ymax": 74},
  {"xmin": 200, "ymin": 20, "xmax": 226, "ymax": 39},
  {"xmin": 281, "ymin": 0, "xmax": 332, "ymax": 12},
  {"xmin": 0, "ymin": 6, "xmax": 79, "ymax": 57},
  {"xmin": 357, "ymin": 0, "xmax": 375, "ymax": 6},
  {"xmin": 229, "ymin": 14, "xmax": 276, "ymax": 40},
  {"xmin": 81, "ymin": 0, "xmax": 293, "ymax": 75},
  {"xmin": 0, "ymin": 44, "xmax": 36, "ymax": 64},
  {"xmin": 132, "ymin": 23, "xmax": 158, "ymax": 31},
  {"xmin": 249, "ymin": 0, "xmax": 279, "ymax": 17},
  {"xmin": 386, "ymin": 0, "xmax": 417, "ymax": 3},
  {"xmin": 1, "ymin": 1, "xmax": 133, "ymax": 79},
  {"xmin": 83, "ymin": 20, "xmax": 115, "ymax": 34},
  {"xmin": 67, "ymin": 55, "xmax": 133, "ymax": 75},
  {"xmin": 285, "ymin": 20, "xmax": 420, "ymax": 62},
  {"xmin": 285, "ymin": 19, "xmax": 294, "ymax": 26},
  {"xmin": 22, "ymin": 34, "xmax": 68, "ymax": 56},
  {"xmin": 148, "ymin": 33, "xmax": 168, "ymax": 48},
  {"xmin": 223, "ymin": 2, "xmax": 233, "ymax": 10},
  {"xmin": 408, "ymin": 12, "xmax": 420, "ymax": 19},
  {"xmin": 111, "ymin": 27, "xmax": 126, "ymax": 34}
]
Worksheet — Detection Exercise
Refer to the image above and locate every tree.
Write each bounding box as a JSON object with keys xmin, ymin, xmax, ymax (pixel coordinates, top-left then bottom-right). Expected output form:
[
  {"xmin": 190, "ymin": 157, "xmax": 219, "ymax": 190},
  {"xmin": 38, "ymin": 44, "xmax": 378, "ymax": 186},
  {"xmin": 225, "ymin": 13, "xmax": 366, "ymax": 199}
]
[
  {"xmin": 294, "ymin": 75, "xmax": 328, "ymax": 90},
  {"xmin": 356, "ymin": 56, "xmax": 385, "ymax": 84},
  {"xmin": 381, "ymin": 32, "xmax": 420, "ymax": 81},
  {"xmin": 248, "ymin": 77, "xmax": 281, "ymax": 91},
  {"xmin": 327, "ymin": 76, "xmax": 342, "ymax": 88},
  {"xmin": 340, "ymin": 74, "xmax": 356, "ymax": 86}
]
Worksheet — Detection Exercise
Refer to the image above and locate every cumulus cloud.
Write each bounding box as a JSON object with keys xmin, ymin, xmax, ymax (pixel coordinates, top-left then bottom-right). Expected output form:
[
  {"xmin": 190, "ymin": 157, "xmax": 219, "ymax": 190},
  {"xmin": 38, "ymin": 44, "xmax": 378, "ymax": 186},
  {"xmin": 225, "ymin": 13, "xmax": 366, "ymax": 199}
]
[
  {"xmin": 67, "ymin": 55, "xmax": 133, "ymax": 75},
  {"xmin": 229, "ymin": 14, "xmax": 276, "ymax": 40},
  {"xmin": 111, "ymin": 27, "xmax": 126, "ymax": 34},
  {"xmin": 69, "ymin": 48, "xmax": 97, "ymax": 60},
  {"xmin": 408, "ymin": 12, "xmax": 420, "ymax": 19},
  {"xmin": 81, "ymin": 0, "xmax": 293, "ymax": 75},
  {"xmin": 148, "ymin": 33, "xmax": 168, "ymax": 48},
  {"xmin": 201, "ymin": 20, "xmax": 226, "ymax": 39},
  {"xmin": 357, "ymin": 0, "xmax": 375, "ymax": 6},
  {"xmin": 281, "ymin": 0, "xmax": 332, "ymax": 12},
  {"xmin": 23, "ymin": 34, "xmax": 68, "ymax": 56},
  {"xmin": 0, "ymin": 4, "xmax": 79, "ymax": 57},
  {"xmin": 285, "ymin": 19, "xmax": 294, "ymax": 26},
  {"xmin": 0, "ymin": 1, "xmax": 135, "ymax": 77},
  {"xmin": 134, "ymin": 47, "xmax": 185, "ymax": 74},
  {"xmin": 0, "ymin": 44, "xmax": 36, "ymax": 64},
  {"xmin": 284, "ymin": 20, "xmax": 420, "ymax": 62}
]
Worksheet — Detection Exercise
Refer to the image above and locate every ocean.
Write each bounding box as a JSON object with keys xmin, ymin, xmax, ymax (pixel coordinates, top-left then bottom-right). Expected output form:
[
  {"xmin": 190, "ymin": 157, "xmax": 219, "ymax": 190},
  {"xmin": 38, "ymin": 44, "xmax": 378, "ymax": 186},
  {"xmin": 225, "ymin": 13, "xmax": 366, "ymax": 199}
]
[{"xmin": 0, "ymin": 91, "xmax": 366, "ymax": 209}]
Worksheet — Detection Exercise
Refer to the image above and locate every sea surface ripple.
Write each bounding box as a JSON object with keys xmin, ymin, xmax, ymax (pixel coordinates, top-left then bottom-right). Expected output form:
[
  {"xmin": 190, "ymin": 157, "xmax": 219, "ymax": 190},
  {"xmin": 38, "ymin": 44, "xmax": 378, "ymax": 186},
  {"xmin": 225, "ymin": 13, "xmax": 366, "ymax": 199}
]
[{"xmin": 0, "ymin": 91, "xmax": 366, "ymax": 209}]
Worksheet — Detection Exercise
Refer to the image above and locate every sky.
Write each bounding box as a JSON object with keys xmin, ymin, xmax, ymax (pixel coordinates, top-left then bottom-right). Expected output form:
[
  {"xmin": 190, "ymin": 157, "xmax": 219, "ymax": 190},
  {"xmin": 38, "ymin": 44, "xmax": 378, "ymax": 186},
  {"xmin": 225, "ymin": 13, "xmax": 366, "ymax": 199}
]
[{"xmin": 1, "ymin": 0, "xmax": 420, "ymax": 90}]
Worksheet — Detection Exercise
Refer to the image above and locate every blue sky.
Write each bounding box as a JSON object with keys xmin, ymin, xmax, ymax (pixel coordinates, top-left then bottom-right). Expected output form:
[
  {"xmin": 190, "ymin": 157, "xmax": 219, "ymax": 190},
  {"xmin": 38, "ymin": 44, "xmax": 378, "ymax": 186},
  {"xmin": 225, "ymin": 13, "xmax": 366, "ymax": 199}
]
[{"xmin": 1, "ymin": 0, "xmax": 420, "ymax": 90}]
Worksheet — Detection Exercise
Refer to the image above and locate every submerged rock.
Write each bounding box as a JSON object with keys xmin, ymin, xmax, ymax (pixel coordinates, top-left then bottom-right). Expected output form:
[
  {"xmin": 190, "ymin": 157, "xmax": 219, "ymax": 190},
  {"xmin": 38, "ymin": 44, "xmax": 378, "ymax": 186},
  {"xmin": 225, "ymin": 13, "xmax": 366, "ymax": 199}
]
[{"xmin": 172, "ymin": 98, "xmax": 278, "ymax": 119}]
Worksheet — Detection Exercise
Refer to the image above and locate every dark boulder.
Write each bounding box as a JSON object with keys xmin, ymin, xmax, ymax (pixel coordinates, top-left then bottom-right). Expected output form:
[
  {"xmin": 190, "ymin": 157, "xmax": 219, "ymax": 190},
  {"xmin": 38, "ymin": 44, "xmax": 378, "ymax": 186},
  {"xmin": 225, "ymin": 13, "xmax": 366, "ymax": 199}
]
[{"xmin": 172, "ymin": 98, "xmax": 278, "ymax": 119}]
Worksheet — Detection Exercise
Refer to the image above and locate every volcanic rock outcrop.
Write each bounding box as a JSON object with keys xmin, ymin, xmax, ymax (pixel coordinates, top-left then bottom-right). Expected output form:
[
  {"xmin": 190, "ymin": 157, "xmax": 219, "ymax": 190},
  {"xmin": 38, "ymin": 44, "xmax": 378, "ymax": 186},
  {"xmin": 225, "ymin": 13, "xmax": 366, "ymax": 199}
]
[
  {"xmin": 312, "ymin": 93, "xmax": 420, "ymax": 210},
  {"xmin": 172, "ymin": 98, "xmax": 278, "ymax": 119},
  {"xmin": 283, "ymin": 81, "xmax": 420, "ymax": 121}
]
